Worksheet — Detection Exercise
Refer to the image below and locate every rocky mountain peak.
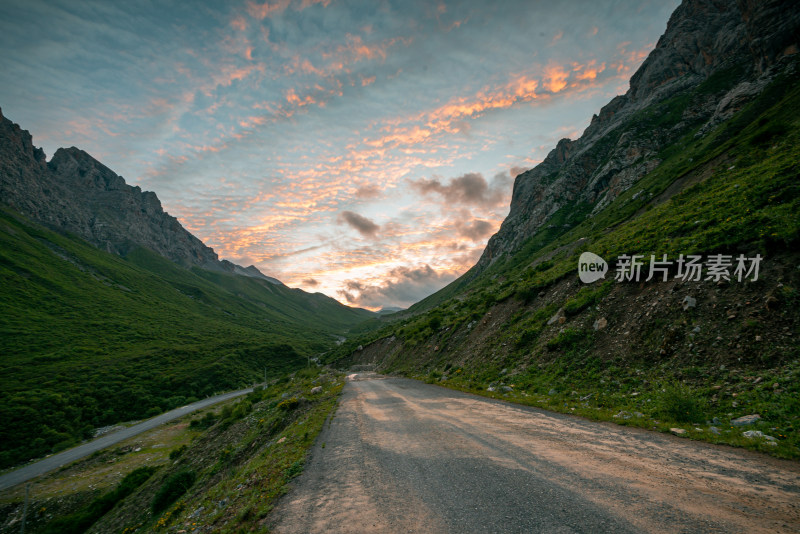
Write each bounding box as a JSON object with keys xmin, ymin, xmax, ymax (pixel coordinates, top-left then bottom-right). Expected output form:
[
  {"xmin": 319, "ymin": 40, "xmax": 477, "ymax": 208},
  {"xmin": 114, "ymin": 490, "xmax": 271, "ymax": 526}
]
[
  {"xmin": 476, "ymin": 0, "xmax": 800, "ymax": 274},
  {"xmin": 0, "ymin": 109, "xmax": 284, "ymax": 282}
]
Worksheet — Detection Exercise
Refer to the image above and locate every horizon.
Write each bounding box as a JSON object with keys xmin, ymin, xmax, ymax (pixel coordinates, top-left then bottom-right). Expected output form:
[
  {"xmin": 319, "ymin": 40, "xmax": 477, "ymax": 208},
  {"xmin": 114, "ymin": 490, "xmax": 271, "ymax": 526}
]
[{"xmin": 0, "ymin": 0, "xmax": 680, "ymax": 310}]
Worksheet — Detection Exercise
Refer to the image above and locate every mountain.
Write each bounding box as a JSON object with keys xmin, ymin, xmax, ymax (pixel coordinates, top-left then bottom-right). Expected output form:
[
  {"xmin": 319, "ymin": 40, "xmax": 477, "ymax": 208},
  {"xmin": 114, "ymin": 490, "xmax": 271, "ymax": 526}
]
[
  {"xmin": 476, "ymin": 0, "xmax": 800, "ymax": 273},
  {"xmin": 1, "ymin": 109, "xmax": 273, "ymax": 282},
  {"xmin": 335, "ymin": 0, "xmax": 800, "ymax": 456},
  {"xmin": 0, "ymin": 111, "xmax": 374, "ymax": 469}
]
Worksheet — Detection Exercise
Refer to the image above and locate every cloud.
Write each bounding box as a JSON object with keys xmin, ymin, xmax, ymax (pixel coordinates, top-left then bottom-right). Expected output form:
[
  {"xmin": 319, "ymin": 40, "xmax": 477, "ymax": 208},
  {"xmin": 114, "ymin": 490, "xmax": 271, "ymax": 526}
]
[
  {"xmin": 337, "ymin": 210, "xmax": 380, "ymax": 237},
  {"xmin": 455, "ymin": 219, "xmax": 494, "ymax": 240},
  {"xmin": 246, "ymin": 0, "xmax": 329, "ymax": 20},
  {"xmin": 509, "ymin": 166, "xmax": 528, "ymax": 178},
  {"xmin": 543, "ymin": 63, "xmax": 569, "ymax": 93},
  {"xmin": 302, "ymin": 277, "xmax": 319, "ymax": 287},
  {"xmin": 410, "ymin": 172, "xmax": 511, "ymax": 207},
  {"xmin": 337, "ymin": 264, "xmax": 456, "ymax": 309},
  {"xmin": 355, "ymin": 184, "xmax": 382, "ymax": 199}
]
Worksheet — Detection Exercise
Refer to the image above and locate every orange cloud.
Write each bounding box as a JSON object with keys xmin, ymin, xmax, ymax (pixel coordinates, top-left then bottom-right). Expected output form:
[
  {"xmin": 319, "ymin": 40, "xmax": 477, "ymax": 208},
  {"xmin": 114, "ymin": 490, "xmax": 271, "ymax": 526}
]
[
  {"xmin": 246, "ymin": 0, "xmax": 291, "ymax": 19},
  {"xmin": 543, "ymin": 64, "xmax": 569, "ymax": 93},
  {"xmin": 231, "ymin": 16, "xmax": 247, "ymax": 32}
]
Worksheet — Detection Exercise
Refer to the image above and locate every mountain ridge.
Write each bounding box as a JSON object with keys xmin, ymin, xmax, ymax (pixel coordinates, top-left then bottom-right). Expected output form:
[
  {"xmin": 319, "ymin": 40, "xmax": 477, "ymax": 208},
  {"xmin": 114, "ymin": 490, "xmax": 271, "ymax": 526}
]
[
  {"xmin": 475, "ymin": 0, "xmax": 800, "ymax": 275},
  {"xmin": 0, "ymin": 111, "xmax": 281, "ymax": 285}
]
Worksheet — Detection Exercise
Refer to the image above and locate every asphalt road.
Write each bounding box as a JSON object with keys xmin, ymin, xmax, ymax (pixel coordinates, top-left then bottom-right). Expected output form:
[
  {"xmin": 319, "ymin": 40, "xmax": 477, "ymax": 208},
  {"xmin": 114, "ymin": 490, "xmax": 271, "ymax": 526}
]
[
  {"xmin": 269, "ymin": 373, "xmax": 800, "ymax": 533},
  {"xmin": 0, "ymin": 386, "xmax": 254, "ymax": 492}
]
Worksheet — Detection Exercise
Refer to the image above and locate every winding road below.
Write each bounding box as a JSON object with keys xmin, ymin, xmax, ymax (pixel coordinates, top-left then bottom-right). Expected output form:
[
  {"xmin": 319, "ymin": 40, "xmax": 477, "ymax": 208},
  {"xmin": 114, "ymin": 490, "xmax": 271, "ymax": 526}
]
[
  {"xmin": 0, "ymin": 386, "xmax": 254, "ymax": 492},
  {"xmin": 269, "ymin": 373, "xmax": 800, "ymax": 533}
]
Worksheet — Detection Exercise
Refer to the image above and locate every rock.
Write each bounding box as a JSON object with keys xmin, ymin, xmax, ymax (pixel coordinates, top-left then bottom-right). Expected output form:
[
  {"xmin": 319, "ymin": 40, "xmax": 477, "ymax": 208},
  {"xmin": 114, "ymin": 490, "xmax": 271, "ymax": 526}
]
[
  {"xmin": 742, "ymin": 430, "xmax": 776, "ymax": 441},
  {"xmin": 579, "ymin": 393, "xmax": 593, "ymax": 401},
  {"xmin": 632, "ymin": 412, "xmax": 645, "ymax": 418},
  {"xmin": 548, "ymin": 389, "xmax": 557, "ymax": 396},
  {"xmin": 310, "ymin": 386, "xmax": 322, "ymax": 394},
  {"xmin": 500, "ymin": 386, "xmax": 513, "ymax": 392},
  {"xmin": 710, "ymin": 426, "xmax": 721, "ymax": 435},
  {"xmin": 277, "ymin": 437, "xmax": 286, "ymax": 444},
  {"xmin": 755, "ymin": 335, "xmax": 762, "ymax": 342},
  {"xmin": 670, "ymin": 428, "xmax": 687, "ymax": 436},
  {"xmin": 547, "ymin": 309, "xmax": 565, "ymax": 326},
  {"xmin": 487, "ymin": 386, "xmax": 496, "ymax": 392},
  {"xmin": 613, "ymin": 411, "xmax": 632, "ymax": 420},
  {"xmin": 682, "ymin": 296, "xmax": 697, "ymax": 310},
  {"xmin": 731, "ymin": 414, "xmax": 761, "ymax": 426},
  {"xmin": 593, "ymin": 317, "xmax": 608, "ymax": 331}
]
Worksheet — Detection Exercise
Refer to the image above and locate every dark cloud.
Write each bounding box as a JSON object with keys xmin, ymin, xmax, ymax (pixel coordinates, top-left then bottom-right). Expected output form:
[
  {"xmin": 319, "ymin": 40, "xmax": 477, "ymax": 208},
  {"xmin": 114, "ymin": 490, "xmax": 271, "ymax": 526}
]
[
  {"xmin": 337, "ymin": 264, "xmax": 457, "ymax": 309},
  {"xmin": 337, "ymin": 210, "xmax": 380, "ymax": 237},
  {"xmin": 509, "ymin": 166, "xmax": 529, "ymax": 178},
  {"xmin": 303, "ymin": 278, "xmax": 319, "ymax": 287},
  {"xmin": 411, "ymin": 171, "xmax": 511, "ymax": 207},
  {"xmin": 455, "ymin": 219, "xmax": 494, "ymax": 240},
  {"xmin": 355, "ymin": 184, "xmax": 382, "ymax": 199}
]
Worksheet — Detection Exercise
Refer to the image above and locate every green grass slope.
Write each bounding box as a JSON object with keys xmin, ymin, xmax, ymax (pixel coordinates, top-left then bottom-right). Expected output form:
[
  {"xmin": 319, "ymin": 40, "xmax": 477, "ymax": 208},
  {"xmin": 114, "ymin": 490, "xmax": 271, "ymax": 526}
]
[{"xmin": 0, "ymin": 208, "xmax": 365, "ymax": 469}]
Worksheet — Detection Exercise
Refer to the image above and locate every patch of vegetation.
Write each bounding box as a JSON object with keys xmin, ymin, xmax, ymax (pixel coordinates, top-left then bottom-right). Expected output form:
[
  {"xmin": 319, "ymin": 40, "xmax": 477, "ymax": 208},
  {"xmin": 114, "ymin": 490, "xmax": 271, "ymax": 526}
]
[
  {"xmin": 655, "ymin": 382, "xmax": 706, "ymax": 423},
  {"xmin": 151, "ymin": 470, "xmax": 196, "ymax": 514},
  {"xmin": 41, "ymin": 466, "xmax": 157, "ymax": 534}
]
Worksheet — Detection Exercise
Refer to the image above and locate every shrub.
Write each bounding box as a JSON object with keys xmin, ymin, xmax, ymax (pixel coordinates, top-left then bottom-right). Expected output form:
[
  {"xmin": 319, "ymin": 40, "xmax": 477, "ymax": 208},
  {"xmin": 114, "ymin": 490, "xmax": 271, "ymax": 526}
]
[
  {"xmin": 277, "ymin": 397, "xmax": 299, "ymax": 411},
  {"xmin": 168, "ymin": 445, "xmax": 187, "ymax": 461},
  {"xmin": 42, "ymin": 466, "xmax": 156, "ymax": 534},
  {"xmin": 656, "ymin": 383, "xmax": 705, "ymax": 423},
  {"xmin": 151, "ymin": 470, "xmax": 196, "ymax": 513},
  {"xmin": 189, "ymin": 412, "xmax": 216, "ymax": 430},
  {"xmin": 546, "ymin": 328, "xmax": 589, "ymax": 351}
]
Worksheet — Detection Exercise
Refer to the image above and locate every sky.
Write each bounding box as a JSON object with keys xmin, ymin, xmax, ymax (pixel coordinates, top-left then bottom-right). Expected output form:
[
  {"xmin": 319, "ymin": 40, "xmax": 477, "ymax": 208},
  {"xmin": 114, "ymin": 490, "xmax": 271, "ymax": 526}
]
[{"xmin": 0, "ymin": 0, "xmax": 680, "ymax": 310}]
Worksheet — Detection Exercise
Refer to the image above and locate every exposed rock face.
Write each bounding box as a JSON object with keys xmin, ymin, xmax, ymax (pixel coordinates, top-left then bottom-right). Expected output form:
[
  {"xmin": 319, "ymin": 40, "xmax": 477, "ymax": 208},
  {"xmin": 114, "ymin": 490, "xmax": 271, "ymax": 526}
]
[
  {"xmin": 477, "ymin": 0, "xmax": 800, "ymax": 272},
  {"xmin": 0, "ymin": 108, "xmax": 277, "ymax": 281}
]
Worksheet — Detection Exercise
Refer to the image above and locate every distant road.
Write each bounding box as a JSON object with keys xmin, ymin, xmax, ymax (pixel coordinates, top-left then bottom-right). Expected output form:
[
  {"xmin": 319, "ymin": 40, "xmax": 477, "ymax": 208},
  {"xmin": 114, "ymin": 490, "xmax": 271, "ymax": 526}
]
[
  {"xmin": 0, "ymin": 387, "xmax": 254, "ymax": 492},
  {"xmin": 270, "ymin": 373, "xmax": 800, "ymax": 533}
]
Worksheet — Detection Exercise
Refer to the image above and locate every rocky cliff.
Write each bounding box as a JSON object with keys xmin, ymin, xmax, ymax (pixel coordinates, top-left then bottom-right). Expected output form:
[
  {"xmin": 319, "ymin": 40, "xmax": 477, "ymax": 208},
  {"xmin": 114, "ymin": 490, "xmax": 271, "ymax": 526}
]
[
  {"xmin": 477, "ymin": 0, "xmax": 800, "ymax": 272},
  {"xmin": 0, "ymin": 108, "xmax": 278, "ymax": 281}
]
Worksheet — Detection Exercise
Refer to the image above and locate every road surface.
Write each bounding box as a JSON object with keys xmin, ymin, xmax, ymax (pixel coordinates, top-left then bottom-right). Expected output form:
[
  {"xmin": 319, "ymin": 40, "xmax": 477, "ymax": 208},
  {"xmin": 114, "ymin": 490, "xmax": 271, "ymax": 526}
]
[
  {"xmin": 0, "ymin": 386, "xmax": 254, "ymax": 491},
  {"xmin": 269, "ymin": 373, "xmax": 800, "ymax": 533}
]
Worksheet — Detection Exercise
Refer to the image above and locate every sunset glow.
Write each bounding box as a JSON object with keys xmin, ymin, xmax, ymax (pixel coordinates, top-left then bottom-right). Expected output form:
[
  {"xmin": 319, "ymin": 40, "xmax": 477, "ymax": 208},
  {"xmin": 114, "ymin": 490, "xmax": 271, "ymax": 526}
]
[{"xmin": 0, "ymin": 0, "xmax": 679, "ymax": 309}]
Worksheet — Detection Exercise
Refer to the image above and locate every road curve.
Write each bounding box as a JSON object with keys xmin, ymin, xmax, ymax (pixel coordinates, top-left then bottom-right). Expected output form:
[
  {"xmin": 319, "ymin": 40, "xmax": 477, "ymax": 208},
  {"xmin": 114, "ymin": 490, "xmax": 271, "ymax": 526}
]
[
  {"xmin": 0, "ymin": 387, "xmax": 254, "ymax": 492},
  {"xmin": 269, "ymin": 373, "xmax": 800, "ymax": 534}
]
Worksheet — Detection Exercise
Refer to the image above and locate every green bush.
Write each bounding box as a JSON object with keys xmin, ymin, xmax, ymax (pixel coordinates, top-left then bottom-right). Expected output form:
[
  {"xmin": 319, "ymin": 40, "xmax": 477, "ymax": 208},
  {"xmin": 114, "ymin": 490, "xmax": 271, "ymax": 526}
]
[
  {"xmin": 169, "ymin": 445, "xmax": 187, "ymax": 461},
  {"xmin": 189, "ymin": 412, "xmax": 216, "ymax": 430},
  {"xmin": 151, "ymin": 470, "xmax": 196, "ymax": 513},
  {"xmin": 546, "ymin": 328, "xmax": 589, "ymax": 351},
  {"xmin": 277, "ymin": 397, "xmax": 299, "ymax": 411},
  {"xmin": 656, "ymin": 383, "xmax": 705, "ymax": 423},
  {"xmin": 42, "ymin": 466, "xmax": 156, "ymax": 534}
]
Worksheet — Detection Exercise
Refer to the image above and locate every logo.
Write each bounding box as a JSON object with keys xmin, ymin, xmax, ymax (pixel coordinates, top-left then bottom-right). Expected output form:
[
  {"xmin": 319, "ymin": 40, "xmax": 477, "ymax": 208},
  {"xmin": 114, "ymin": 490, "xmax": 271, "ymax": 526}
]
[
  {"xmin": 577, "ymin": 252, "xmax": 762, "ymax": 284},
  {"xmin": 578, "ymin": 252, "xmax": 608, "ymax": 284}
]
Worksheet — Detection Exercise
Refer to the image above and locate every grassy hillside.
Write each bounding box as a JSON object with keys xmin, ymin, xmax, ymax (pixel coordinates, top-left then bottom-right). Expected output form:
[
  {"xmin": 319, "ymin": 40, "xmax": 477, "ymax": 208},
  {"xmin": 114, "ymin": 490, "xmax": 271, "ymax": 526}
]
[
  {"xmin": 0, "ymin": 208, "xmax": 367, "ymax": 469},
  {"xmin": 333, "ymin": 62, "xmax": 800, "ymax": 457},
  {"xmin": 0, "ymin": 367, "xmax": 343, "ymax": 534}
]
